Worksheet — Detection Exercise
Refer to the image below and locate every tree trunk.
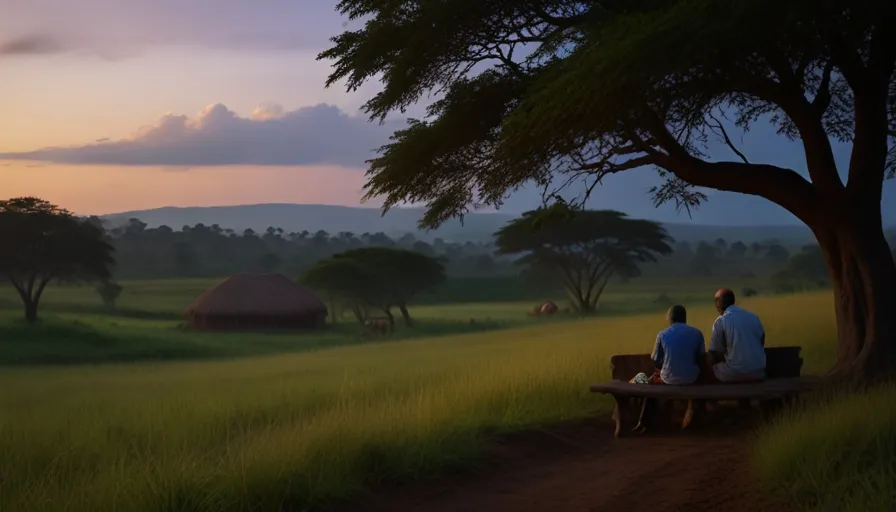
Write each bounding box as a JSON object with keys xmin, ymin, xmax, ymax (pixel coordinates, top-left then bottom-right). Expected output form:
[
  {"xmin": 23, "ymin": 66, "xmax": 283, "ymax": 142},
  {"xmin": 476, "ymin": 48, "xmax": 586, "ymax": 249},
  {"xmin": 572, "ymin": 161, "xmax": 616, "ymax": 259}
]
[
  {"xmin": 24, "ymin": 299, "xmax": 38, "ymax": 323},
  {"xmin": 816, "ymin": 217, "xmax": 896, "ymax": 383},
  {"xmin": 383, "ymin": 308, "xmax": 395, "ymax": 329},
  {"xmin": 398, "ymin": 305, "xmax": 414, "ymax": 326}
]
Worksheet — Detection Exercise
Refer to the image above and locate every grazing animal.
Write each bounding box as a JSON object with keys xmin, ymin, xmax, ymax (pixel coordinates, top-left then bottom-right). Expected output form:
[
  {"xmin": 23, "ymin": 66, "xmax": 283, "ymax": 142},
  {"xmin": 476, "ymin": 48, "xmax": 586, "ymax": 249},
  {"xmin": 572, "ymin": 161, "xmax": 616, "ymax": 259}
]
[
  {"xmin": 539, "ymin": 301, "xmax": 558, "ymax": 315},
  {"xmin": 364, "ymin": 317, "xmax": 392, "ymax": 335}
]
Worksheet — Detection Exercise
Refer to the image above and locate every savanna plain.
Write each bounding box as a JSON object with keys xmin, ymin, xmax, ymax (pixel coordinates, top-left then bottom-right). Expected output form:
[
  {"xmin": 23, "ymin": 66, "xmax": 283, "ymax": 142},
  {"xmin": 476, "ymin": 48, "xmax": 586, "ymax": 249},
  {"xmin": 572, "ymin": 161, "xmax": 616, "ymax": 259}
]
[{"xmin": 0, "ymin": 278, "xmax": 893, "ymax": 512}]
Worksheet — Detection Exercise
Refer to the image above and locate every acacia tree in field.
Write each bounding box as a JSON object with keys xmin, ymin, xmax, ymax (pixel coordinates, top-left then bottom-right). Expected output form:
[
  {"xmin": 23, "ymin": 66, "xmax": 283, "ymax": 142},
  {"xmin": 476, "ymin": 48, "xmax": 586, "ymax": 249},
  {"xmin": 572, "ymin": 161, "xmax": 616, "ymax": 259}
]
[
  {"xmin": 0, "ymin": 197, "xmax": 115, "ymax": 322},
  {"xmin": 300, "ymin": 258, "xmax": 387, "ymax": 324},
  {"xmin": 334, "ymin": 247, "xmax": 446, "ymax": 326},
  {"xmin": 301, "ymin": 247, "xmax": 445, "ymax": 327},
  {"xmin": 495, "ymin": 210, "xmax": 673, "ymax": 312},
  {"xmin": 319, "ymin": 1, "xmax": 896, "ymax": 381}
]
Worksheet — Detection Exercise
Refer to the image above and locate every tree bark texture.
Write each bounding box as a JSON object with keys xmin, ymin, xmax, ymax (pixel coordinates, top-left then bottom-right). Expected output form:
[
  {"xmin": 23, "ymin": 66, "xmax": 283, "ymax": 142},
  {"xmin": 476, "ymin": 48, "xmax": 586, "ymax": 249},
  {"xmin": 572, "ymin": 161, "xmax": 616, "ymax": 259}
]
[{"xmin": 813, "ymin": 209, "xmax": 896, "ymax": 383}]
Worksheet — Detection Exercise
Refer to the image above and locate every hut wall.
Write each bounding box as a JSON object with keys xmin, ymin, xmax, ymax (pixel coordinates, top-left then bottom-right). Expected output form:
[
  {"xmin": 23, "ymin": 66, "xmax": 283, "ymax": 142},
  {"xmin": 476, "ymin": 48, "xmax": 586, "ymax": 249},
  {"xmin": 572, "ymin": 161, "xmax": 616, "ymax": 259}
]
[{"xmin": 187, "ymin": 311, "xmax": 328, "ymax": 331}]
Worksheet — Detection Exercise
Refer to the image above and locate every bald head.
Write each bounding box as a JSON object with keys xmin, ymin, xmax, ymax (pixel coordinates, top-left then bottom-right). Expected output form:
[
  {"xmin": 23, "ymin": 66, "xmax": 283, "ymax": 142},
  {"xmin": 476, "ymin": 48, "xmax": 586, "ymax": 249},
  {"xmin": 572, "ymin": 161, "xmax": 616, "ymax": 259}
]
[
  {"xmin": 667, "ymin": 304, "xmax": 687, "ymax": 324},
  {"xmin": 714, "ymin": 288, "xmax": 735, "ymax": 313}
]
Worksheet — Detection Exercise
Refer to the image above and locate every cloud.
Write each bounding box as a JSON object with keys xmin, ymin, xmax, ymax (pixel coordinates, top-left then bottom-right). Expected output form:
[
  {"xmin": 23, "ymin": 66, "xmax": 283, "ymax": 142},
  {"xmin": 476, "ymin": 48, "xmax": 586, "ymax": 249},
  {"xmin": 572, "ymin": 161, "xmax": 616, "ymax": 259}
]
[
  {"xmin": 0, "ymin": 1, "xmax": 348, "ymax": 56},
  {"xmin": 0, "ymin": 34, "xmax": 65, "ymax": 56},
  {"xmin": 0, "ymin": 103, "xmax": 402, "ymax": 168}
]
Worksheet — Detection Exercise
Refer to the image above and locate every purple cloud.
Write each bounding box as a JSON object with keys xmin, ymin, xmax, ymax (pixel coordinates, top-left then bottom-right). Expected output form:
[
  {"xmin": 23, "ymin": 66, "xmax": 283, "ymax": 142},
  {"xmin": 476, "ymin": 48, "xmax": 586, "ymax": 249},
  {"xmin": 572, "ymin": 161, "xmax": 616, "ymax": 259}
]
[
  {"xmin": 0, "ymin": 34, "xmax": 65, "ymax": 56},
  {"xmin": 0, "ymin": 103, "xmax": 403, "ymax": 167},
  {"xmin": 0, "ymin": 0, "xmax": 347, "ymax": 56}
]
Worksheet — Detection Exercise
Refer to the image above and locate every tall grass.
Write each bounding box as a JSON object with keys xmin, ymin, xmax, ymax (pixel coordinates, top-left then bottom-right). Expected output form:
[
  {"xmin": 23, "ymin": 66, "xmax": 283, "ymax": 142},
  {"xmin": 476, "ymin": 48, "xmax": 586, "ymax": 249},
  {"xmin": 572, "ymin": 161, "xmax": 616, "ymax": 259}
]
[
  {"xmin": 756, "ymin": 384, "xmax": 896, "ymax": 511},
  {"xmin": 0, "ymin": 292, "xmax": 836, "ymax": 511}
]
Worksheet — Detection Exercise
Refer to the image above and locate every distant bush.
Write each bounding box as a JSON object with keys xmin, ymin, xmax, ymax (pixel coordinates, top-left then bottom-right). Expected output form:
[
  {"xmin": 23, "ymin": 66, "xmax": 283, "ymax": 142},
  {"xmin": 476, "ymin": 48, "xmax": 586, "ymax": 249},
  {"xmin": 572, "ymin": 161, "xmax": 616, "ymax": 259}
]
[
  {"xmin": 95, "ymin": 280, "xmax": 124, "ymax": 310},
  {"xmin": 742, "ymin": 287, "xmax": 758, "ymax": 297},
  {"xmin": 653, "ymin": 293, "xmax": 675, "ymax": 306}
]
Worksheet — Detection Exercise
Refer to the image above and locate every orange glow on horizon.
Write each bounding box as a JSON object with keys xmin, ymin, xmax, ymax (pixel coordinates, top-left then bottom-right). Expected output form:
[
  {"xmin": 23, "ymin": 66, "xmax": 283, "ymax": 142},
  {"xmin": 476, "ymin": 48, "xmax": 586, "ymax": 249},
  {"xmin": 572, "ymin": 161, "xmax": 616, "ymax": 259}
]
[{"xmin": 0, "ymin": 162, "xmax": 377, "ymax": 215}]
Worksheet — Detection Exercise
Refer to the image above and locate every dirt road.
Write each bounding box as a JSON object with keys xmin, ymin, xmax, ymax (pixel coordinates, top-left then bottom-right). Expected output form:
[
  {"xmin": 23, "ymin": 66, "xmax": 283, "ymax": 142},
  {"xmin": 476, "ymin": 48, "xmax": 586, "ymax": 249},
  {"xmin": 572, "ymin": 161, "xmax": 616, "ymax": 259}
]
[{"xmin": 338, "ymin": 410, "xmax": 791, "ymax": 512}]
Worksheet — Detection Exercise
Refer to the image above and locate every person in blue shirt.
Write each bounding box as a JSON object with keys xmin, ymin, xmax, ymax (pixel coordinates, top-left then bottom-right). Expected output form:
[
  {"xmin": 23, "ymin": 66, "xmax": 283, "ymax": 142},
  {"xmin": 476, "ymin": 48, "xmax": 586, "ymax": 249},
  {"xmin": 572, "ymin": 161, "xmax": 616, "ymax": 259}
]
[{"xmin": 633, "ymin": 304, "xmax": 706, "ymax": 433}]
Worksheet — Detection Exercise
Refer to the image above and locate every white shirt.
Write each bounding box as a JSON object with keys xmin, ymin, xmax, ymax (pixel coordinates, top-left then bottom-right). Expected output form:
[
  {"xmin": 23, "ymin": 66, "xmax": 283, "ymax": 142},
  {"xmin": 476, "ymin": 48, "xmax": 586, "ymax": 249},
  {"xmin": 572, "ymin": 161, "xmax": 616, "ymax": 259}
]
[{"xmin": 709, "ymin": 305, "xmax": 766, "ymax": 374}]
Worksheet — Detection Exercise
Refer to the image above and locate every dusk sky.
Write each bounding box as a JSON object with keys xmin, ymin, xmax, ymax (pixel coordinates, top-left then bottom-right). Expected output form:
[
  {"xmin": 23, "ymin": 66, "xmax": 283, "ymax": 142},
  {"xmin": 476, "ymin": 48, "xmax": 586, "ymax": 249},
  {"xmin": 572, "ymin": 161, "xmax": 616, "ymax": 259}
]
[{"xmin": 1, "ymin": 0, "xmax": 893, "ymax": 225}]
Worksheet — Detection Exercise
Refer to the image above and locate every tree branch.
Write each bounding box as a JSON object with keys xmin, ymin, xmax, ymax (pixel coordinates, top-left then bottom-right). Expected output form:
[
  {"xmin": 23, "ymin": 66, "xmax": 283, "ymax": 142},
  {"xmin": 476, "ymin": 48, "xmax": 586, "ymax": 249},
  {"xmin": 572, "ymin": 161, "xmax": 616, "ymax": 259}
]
[
  {"xmin": 810, "ymin": 60, "xmax": 835, "ymax": 117},
  {"xmin": 707, "ymin": 113, "xmax": 750, "ymax": 164},
  {"xmin": 845, "ymin": 16, "xmax": 895, "ymax": 197}
]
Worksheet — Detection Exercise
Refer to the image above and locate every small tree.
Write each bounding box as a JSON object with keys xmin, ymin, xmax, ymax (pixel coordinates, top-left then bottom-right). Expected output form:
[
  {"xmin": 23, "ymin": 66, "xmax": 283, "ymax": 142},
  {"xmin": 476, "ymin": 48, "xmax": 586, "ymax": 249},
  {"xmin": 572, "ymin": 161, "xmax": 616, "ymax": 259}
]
[
  {"xmin": 335, "ymin": 247, "xmax": 446, "ymax": 326},
  {"xmin": 300, "ymin": 258, "xmax": 388, "ymax": 325},
  {"xmin": 96, "ymin": 280, "xmax": 124, "ymax": 311},
  {"xmin": 495, "ymin": 209, "xmax": 673, "ymax": 313},
  {"xmin": 0, "ymin": 197, "xmax": 115, "ymax": 322}
]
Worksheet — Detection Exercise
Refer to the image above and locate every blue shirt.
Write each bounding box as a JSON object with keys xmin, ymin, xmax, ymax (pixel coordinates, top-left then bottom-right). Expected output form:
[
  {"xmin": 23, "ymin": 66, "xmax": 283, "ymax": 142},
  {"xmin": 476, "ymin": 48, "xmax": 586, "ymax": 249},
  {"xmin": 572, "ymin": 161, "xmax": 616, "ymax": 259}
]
[
  {"xmin": 652, "ymin": 323, "xmax": 706, "ymax": 385},
  {"xmin": 710, "ymin": 305, "xmax": 766, "ymax": 374}
]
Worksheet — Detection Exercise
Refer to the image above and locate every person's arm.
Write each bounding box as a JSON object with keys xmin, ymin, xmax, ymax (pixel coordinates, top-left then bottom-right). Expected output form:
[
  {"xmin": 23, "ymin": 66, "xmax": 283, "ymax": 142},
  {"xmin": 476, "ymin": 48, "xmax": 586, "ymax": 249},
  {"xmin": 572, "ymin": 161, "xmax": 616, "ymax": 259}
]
[
  {"xmin": 651, "ymin": 333, "xmax": 664, "ymax": 369},
  {"xmin": 708, "ymin": 317, "xmax": 726, "ymax": 364},
  {"xmin": 695, "ymin": 330, "xmax": 706, "ymax": 364}
]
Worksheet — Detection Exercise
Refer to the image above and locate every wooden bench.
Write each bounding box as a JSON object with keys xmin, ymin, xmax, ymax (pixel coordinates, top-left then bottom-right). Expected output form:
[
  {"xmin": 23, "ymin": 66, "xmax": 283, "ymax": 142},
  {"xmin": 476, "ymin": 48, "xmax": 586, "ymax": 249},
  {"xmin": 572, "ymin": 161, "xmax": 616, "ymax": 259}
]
[{"xmin": 589, "ymin": 346, "xmax": 821, "ymax": 437}]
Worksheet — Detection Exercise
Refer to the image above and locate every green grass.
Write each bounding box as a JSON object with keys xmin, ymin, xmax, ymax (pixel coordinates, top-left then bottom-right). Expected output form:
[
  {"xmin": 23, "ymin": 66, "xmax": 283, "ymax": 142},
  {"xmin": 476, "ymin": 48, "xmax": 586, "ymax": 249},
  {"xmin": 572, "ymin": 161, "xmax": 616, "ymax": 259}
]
[
  {"xmin": 0, "ymin": 275, "xmax": 773, "ymax": 367},
  {"xmin": 0, "ymin": 291, "xmax": 840, "ymax": 512},
  {"xmin": 756, "ymin": 384, "xmax": 896, "ymax": 511},
  {"xmin": 0, "ymin": 275, "xmax": 777, "ymax": 316}
]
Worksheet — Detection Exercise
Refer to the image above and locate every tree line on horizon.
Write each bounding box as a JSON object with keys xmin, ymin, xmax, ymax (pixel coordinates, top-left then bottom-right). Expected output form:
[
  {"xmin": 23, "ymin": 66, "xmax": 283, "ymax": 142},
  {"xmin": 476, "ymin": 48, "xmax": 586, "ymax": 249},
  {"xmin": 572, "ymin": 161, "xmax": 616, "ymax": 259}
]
[{"xmin": 3, "ymin": 196, "xmax": 878, "ymax": 324}]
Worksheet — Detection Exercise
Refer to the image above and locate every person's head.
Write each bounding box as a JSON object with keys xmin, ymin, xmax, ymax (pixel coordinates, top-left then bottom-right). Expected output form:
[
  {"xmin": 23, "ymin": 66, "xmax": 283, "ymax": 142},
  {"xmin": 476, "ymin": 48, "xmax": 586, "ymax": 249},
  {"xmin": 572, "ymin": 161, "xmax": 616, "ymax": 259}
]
[
  {"xmin": 714, "ymin": 288, "xmax": 736, "ymax": 314},
  {"xmin": 667, "ymin": 304, "xmax": 687, "ymax": 325}
]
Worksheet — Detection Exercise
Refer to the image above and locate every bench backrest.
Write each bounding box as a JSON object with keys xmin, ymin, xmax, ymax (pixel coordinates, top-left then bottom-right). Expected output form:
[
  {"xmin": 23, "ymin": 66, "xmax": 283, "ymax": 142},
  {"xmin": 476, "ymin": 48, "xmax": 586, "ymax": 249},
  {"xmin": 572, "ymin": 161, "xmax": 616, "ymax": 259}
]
[{"xmin": 609, "ymin": 346, "xmax": 803, "ymax": 381}]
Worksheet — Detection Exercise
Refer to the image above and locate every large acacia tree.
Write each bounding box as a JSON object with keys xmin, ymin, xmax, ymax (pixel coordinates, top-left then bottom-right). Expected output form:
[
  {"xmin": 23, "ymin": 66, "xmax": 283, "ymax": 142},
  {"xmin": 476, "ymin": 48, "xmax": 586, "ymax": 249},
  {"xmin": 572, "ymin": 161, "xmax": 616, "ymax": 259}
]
[
  {"xmin": 319, "ymin": 0, "xmax": 896, "ymax": 381},
  {"xmin": 495, "ymin": 210, "xmax": 672, "ymax": 312},
  {"xmin": 0, "ymin": 197, "xmax": 115, "ymax": 322}
]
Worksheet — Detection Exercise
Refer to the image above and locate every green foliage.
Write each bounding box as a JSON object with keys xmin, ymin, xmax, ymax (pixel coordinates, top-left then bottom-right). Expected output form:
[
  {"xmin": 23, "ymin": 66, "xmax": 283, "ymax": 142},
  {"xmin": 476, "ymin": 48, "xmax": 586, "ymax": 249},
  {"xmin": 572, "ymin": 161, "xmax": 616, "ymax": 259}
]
[
  {"xmin": 301, "ymin": 257, "xmax": 388, "ymax": 322},
  {"xmin": 0, "ymin": 197, "xmax": 115, "ymax": 322},
  {"xmin": 95, "ymin": 280, "xmax": 124, "ymax": 310},
  {"xmin": 773, "ymin": 244, "xmax": 831, "ymax": 293},
  {"xmin": 495, "ymin": 210, "xmax": 673, "ymax": 312},
  {"xmin": 106, "ymin": 218, "xmax": 510, "ymax": 280},
  {"xmin": 320, "ymin": 0, "xmax": 893, "ymax": 227},
  {"xmin": 302, "ymin": 247, "xmax": 446, "ymax": 325}
]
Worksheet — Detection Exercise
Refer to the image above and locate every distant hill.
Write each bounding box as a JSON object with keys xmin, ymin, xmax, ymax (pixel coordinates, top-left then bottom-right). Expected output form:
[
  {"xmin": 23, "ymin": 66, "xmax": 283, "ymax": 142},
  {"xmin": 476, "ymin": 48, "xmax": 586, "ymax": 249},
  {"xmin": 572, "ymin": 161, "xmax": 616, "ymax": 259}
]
[{"xmin": 100, "ymin": 203, "xmax": 824, "ymax": 245}]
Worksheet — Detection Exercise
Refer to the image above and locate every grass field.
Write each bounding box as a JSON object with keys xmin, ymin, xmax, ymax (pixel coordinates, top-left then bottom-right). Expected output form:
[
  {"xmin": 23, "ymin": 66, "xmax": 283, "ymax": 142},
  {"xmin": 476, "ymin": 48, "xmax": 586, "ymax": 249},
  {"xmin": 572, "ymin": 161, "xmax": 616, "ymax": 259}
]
[
  {"xmin": 0, "ymin": 278, "xmax": 890, "ymax": 511},
  {"xmin": 0, "ymin": 276, "xmax": 772, "ymax": 366}
]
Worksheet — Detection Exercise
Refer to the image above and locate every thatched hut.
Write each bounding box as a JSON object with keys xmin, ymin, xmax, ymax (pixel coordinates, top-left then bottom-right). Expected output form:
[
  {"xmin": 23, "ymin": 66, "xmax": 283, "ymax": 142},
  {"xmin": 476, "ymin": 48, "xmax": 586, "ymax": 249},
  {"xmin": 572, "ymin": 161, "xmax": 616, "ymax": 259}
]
[{"xmin": 184, "ymin": 273, "xmax": 328, "ymax": 330}]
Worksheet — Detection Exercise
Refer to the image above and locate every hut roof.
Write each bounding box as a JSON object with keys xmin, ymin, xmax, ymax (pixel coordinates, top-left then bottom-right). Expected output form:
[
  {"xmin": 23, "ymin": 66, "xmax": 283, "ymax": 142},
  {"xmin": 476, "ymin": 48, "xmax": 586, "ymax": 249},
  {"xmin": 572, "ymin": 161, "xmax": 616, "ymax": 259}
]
[{"xmin": 184, "ymin": 273, "xmax": 327, "ymax": 317}]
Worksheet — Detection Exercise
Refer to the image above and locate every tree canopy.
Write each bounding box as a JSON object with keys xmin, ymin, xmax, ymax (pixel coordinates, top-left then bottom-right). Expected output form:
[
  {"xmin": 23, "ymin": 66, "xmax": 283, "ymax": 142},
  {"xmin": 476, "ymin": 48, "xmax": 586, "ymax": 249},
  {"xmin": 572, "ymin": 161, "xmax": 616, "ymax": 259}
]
[
  {"xmin": 301, "ymin": 247, "xmax": 446, "ymax": 326},
  {"xmin": 320, "ymin": 0, "xmax": 896, "ymax": 381},
  {"xmin": 495, "ymin": 209, "xmax": 672, "ymax": 312},
  {"xmin": 0, "ymin": 197, "xmax": 115, "ymax": 322}
]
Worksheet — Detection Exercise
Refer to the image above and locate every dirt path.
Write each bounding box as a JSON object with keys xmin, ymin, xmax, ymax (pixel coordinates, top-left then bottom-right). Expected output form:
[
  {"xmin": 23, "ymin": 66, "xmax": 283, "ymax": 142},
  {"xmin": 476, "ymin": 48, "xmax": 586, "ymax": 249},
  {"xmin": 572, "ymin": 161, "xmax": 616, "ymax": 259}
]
[{"xmin": 337, "ymin": 409, "xmax": 791, "ymax": 512}]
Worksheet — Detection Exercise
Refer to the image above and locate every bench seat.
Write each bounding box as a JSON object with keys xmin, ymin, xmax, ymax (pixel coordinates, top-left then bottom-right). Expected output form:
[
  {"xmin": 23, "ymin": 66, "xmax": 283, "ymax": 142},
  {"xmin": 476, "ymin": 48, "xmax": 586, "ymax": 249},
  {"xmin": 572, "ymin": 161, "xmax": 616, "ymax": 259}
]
[
  {"xmin": 590, "ymin": 346, "xmax": 820, "ymax": 437},
  {"xmin": 590, "ymin": 376, "xmax": 821, "ymax": 400}
]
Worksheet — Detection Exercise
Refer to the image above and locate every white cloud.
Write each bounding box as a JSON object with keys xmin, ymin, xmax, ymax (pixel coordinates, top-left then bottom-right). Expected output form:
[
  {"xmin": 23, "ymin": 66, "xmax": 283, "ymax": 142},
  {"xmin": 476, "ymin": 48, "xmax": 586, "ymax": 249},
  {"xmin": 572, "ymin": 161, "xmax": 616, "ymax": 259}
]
[{"xmin": 0, "ymin": 103, "xmax": 404, "ymax": 167}]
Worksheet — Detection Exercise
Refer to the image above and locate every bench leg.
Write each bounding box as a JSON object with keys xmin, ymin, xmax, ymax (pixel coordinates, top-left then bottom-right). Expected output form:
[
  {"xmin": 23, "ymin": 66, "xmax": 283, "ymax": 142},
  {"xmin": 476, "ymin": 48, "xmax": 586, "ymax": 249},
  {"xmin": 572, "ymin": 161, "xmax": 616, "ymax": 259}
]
[
  {"xmin": 681, "ymin": 400, "xmax": 706, "ymax": 429},
  {"xmin": 612, "ymin": 395, "xmax": 632, "ymax": 437}
]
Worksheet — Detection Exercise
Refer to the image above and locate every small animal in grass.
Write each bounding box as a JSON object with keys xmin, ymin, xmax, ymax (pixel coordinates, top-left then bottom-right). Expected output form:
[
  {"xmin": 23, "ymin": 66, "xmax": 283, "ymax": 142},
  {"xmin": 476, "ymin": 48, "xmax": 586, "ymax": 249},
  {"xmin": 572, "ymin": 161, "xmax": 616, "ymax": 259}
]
[{"xmin": 364, "ymin": 318, "xmax": 392, "ymax": 335}]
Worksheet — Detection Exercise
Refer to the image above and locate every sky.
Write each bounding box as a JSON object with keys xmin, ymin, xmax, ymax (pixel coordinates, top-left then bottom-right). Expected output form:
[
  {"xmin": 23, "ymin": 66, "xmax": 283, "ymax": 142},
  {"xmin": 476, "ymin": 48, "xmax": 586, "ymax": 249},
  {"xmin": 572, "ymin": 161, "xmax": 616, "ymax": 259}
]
[{"xmin": 0, "ymin": 0, "xmax": 893, "ymax": 225}]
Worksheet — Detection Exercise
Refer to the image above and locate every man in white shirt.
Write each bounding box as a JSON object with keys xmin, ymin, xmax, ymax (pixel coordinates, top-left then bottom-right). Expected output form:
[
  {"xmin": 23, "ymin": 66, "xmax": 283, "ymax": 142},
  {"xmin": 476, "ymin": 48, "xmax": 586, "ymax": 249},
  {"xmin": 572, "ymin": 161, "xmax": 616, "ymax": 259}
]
[{"xmin": 707, "ymin": 288, "xmax": 766, "ymax": 382}]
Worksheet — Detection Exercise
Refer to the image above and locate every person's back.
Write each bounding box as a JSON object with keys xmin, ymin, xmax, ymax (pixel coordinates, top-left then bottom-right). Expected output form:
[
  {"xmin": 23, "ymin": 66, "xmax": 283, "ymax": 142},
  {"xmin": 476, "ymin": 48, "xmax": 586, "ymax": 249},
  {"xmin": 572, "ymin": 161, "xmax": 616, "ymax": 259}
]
[
  {"xmin": 709, "ymin": 289, "xmax": 766, "ymax": 382},
  {"xmin": 652, "ymin": 306, "xmax": 705, "ymax": 385}
]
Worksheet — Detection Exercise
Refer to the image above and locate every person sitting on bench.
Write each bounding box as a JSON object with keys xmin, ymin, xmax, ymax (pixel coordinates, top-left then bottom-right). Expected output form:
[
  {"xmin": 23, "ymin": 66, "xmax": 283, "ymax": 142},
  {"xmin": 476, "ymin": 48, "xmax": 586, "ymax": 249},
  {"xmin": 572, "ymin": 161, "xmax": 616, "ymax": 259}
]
[
  {"xmin": 633, "ymin": 304, "xmax": 705, "ymax": 433},
  {"xmin": 707, "ymin": 288, "xmax": 766, "ymax": 383}
]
